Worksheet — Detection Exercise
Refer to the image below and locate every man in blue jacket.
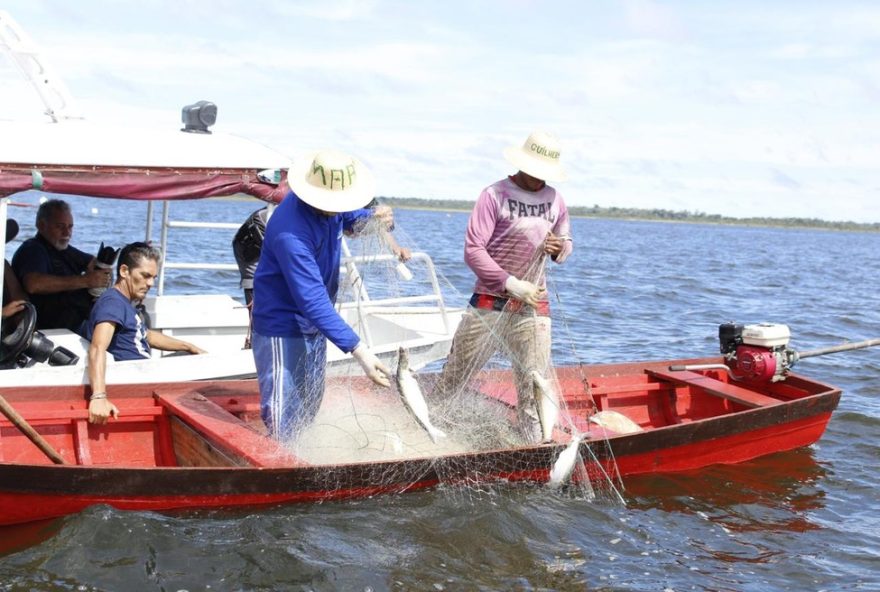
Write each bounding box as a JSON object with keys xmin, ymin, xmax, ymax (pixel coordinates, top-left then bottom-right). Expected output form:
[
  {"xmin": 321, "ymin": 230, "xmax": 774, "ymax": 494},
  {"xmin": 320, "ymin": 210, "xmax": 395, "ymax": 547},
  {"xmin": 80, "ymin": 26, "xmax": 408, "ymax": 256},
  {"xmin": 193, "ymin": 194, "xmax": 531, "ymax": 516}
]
[{"xmin": 251, "ymin": 150, "xmax": 393, "ymax": 440}]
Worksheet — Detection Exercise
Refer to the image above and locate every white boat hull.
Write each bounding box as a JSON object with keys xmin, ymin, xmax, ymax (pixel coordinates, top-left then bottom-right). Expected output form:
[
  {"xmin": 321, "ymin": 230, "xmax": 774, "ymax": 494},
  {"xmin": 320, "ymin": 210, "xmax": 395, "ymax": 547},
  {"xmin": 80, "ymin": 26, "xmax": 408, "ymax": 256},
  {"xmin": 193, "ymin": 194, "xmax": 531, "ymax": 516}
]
[{"xmin": 0, "ymin": 295, "xmax": 462, "ymax": 387}]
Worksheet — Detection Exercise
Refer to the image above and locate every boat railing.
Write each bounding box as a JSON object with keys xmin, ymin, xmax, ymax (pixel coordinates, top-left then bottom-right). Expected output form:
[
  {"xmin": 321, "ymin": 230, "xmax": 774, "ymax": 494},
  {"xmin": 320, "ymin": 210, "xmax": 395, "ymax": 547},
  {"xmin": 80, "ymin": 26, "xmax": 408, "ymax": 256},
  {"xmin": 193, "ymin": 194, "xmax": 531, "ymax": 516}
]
[
  {"xmin": 150, "ymin": 202, "xmax": 454, "ymax": 346},
  {"xmin": 150, "ymin": 201, "xmax": 243, "ymax": 295},
  {"xmin": 156, "ymin": 220, "xmax": 241, "ymax": 293},
  {"xmin": 337, "ymin": 251, "xmax": 452, "ymax": 347}
]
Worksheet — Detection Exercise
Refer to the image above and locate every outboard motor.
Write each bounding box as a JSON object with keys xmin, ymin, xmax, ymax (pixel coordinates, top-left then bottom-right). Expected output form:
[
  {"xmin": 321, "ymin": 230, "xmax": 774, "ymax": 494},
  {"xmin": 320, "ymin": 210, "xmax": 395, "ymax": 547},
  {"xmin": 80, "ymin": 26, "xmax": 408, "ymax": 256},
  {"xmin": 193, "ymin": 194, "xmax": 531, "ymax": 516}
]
[
  {"xmin": 672, "ymin": 323, "xmax": 880, "ymax": 384},
  {"xmin": 719, "ymin": 322, "xmax": 792, "ymax": 383}
]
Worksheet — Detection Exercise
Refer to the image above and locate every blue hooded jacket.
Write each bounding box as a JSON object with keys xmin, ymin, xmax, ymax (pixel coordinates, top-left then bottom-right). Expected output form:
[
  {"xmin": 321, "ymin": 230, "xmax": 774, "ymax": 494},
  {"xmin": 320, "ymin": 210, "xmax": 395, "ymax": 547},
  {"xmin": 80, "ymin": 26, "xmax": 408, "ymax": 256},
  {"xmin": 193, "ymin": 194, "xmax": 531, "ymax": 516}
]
[{"xmin": 251, "ymin": 191, "xmax": 370, "ymax": 352}]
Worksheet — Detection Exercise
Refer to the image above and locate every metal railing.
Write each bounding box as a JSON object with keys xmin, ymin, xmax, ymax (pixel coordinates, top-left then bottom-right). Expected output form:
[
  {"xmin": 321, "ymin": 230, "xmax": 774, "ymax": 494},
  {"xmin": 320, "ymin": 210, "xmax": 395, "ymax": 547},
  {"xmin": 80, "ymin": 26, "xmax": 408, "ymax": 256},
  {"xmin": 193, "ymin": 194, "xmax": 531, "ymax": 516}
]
[
  {"xmin": 337, "ymin": 252, "xmax": 452, "ymax": 347},
  {"xmin": 150, "ymin": 201, "xmax": 251, "ymax": 295},
  {"xmin": 148, "ymin": 201, "xmax": 453, "ymax": 345}
]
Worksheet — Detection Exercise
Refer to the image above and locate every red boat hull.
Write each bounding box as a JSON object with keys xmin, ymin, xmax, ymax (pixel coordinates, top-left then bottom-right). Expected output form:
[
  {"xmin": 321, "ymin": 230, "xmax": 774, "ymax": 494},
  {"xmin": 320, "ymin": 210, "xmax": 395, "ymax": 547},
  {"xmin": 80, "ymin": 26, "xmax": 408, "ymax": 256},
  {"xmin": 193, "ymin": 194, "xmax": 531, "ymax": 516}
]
[{"xmin": 0, "ymin": 359, "xmax": 841, "ymax": 525}]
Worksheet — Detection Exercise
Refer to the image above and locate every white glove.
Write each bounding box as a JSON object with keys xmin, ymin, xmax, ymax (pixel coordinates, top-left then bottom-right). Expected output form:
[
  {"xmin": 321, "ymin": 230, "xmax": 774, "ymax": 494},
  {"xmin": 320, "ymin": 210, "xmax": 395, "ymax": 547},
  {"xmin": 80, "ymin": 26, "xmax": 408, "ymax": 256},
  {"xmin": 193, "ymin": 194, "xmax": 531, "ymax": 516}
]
[
  {"xmin": 504, "ymin": 276, "xmax": 545, "ymax": 307},
  {"xmin": 351, "ymin": 344, "xmax": 391, "ymax": 387}
]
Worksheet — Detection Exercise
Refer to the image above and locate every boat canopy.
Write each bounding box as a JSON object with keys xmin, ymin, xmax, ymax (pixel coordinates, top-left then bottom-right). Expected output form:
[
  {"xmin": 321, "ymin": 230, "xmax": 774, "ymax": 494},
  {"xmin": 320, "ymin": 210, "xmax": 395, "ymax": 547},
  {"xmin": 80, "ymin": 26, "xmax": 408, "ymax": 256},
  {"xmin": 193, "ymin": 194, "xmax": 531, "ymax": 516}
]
[{"xmin": 0, "ymin": 121, "xmax": 291, "ymax": 203}]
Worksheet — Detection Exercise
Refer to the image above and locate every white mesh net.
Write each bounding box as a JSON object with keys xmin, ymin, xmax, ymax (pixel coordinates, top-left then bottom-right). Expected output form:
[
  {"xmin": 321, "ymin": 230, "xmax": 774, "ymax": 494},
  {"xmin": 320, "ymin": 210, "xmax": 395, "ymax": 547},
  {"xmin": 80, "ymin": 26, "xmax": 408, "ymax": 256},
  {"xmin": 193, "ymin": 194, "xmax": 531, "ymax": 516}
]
[{"xmin": 266, "ymin": 214, "xmax": 625, "ymax": 505}]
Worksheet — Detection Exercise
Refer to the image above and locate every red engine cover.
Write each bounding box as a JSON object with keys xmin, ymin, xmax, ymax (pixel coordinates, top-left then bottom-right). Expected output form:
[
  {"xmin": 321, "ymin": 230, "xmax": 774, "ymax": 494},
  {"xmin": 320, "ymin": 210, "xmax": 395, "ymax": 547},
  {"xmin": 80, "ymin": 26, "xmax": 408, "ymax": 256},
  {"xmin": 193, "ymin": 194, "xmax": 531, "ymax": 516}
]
[{"xmin": 730, "ymin": 345, "xmax": 778, "ymax": 382}]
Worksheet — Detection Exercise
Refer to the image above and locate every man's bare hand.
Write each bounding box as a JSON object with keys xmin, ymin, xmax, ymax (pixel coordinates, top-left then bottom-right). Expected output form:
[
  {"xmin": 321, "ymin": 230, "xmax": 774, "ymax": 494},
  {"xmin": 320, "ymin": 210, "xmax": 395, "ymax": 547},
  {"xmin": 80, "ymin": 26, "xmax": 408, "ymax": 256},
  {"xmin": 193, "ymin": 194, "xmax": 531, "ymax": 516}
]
[
  {"xmin": 85, "ymin": 259, "xmax": 112, "ymax": 289},
  {"xmin": 543, "ymin": 232, "xmax": 565, "ymax": 257},
  {"xmin": 1, "ymin": 300, "xmax": 26, "ymax": 319},
  {"xmin": 88, "ymin": 397, "xmax": 119, "ymax": 424},
  {"xmin": 372, "ymin": 205, "xmax": 394, "ymax": 231}
]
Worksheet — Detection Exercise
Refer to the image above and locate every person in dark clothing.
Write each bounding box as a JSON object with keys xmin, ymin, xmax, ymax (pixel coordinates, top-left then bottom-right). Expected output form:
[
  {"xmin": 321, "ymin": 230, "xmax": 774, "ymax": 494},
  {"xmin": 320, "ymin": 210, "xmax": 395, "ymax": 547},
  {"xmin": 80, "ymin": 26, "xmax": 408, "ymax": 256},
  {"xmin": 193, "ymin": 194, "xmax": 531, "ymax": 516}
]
[
  {"xmin": 11, "ymin": 200, "xmax": 111, "ymax": 332},
  {"xmin": 232, "ymin": 206, "xmax": 269, "ymax": 306},
  {"xmin": 2, "ymin": 219, "xmax": 27, "ymax": 319}
]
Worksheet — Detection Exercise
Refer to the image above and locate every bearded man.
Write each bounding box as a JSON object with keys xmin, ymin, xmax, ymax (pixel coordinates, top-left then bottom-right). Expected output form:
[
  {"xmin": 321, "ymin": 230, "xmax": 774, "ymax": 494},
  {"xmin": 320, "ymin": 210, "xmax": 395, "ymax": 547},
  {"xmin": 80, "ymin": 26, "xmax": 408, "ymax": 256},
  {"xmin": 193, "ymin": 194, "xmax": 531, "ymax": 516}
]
[{"xmin": 12, "ymin": 199, "xmax": 111, "ymax": 332}]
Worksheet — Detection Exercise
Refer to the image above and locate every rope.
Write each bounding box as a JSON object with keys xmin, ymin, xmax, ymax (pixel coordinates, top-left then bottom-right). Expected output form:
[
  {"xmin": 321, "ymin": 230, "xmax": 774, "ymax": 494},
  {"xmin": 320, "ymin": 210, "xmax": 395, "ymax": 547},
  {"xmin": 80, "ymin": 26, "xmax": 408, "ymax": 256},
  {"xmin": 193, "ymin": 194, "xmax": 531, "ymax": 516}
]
[{"xmin": 545, "ymin": 254, "xmax": 626, "ymax": 495}]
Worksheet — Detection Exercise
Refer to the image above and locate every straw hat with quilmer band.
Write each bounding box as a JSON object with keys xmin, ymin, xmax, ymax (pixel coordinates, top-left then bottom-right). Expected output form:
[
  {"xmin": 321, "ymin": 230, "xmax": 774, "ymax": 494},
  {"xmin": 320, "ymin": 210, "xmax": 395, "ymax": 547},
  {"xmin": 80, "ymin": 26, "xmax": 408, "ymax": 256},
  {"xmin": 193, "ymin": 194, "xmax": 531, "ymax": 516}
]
[
  {"xmin": 502, "ymin": 130, "xmax": 568, "ymax": 183},
  {"xmin": 287, "ymin": 150, "xmax": 376, "ymax": 213}
]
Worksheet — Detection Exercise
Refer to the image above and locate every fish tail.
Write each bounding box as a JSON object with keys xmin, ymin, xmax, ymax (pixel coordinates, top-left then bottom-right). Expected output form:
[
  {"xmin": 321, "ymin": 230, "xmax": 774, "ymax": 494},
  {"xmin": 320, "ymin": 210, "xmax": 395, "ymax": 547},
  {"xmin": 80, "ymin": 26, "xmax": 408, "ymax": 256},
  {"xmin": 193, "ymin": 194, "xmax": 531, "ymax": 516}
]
[{"xmin": 427, "ymin": 425, "xmax": 447, "ymax": 444}]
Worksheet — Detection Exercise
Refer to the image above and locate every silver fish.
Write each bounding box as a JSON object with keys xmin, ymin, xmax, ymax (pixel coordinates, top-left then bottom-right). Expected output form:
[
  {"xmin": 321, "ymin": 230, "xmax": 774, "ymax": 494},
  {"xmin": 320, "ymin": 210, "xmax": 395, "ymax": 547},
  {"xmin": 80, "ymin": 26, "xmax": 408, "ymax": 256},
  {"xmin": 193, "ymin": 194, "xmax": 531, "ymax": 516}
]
[
  {"xmin": 531, "ymin": 370, "xmax": 559, "ymax": 442},
  {"xmin": 589, "ymin": 410, "xmax": 642, "ymax": 434},
  {"xmin": 395, "ymin": 347, "xmax": 446, "ymax": 444},
  {"xmin": 548, "ymin": 435, "xmax": 583, "ymax": 486}
]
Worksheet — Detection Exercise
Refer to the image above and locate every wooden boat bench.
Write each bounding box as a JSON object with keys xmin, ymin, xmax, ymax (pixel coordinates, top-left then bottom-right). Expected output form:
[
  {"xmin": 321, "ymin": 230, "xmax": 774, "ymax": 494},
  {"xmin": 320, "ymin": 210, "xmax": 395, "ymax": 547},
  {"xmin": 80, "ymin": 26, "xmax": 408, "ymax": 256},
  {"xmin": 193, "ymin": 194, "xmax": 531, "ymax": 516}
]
[
  {"xmin": 647, "ymin": 369, "xmax": 781, "ymax": 408},
  {"xmin": 154, "ymin": 387, "xmax": 300, "ymax": 468}
]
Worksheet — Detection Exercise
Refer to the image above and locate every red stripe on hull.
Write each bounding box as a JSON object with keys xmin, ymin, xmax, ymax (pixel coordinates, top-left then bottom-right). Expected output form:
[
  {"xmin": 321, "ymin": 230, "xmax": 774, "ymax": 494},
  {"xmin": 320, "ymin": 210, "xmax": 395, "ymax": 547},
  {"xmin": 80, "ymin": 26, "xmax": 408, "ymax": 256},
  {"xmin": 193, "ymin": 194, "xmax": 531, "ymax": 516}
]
[
  {"xmin": 613, "ymin": 411, "xmax": 832, "ymax": 476},
  {"xmin": 0, "ymin": 412, "xmax": 832, "ymax": 526}
]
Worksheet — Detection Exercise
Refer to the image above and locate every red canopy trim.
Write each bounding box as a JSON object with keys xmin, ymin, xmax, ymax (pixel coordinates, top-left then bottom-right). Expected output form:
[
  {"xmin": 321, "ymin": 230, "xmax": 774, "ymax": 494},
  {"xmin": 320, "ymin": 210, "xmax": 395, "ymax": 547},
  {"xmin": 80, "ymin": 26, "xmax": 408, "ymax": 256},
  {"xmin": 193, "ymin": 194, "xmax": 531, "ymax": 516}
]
[{"xmin": 0, "ymin": 167, "xmax": 288, "ymax": 204}]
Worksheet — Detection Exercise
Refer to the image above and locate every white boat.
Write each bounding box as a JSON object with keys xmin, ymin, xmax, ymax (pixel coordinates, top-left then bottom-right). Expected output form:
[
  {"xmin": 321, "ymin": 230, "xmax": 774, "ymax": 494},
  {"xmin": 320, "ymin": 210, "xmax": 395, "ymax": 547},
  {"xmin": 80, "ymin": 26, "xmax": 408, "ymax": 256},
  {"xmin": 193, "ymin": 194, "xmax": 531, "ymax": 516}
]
[{"xmin": 0, "ymin": 11, "xmax": 462, "ymax": 386}]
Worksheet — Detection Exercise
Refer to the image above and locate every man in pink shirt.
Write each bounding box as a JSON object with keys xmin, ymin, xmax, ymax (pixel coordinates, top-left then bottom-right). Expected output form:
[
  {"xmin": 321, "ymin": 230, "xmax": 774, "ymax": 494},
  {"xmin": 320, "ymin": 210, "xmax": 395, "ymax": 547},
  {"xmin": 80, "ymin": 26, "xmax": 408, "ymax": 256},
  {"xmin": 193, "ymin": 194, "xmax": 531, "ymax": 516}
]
[{"xmin": 433, "ymin": 131, "xmax": 573, "ymax": 443}]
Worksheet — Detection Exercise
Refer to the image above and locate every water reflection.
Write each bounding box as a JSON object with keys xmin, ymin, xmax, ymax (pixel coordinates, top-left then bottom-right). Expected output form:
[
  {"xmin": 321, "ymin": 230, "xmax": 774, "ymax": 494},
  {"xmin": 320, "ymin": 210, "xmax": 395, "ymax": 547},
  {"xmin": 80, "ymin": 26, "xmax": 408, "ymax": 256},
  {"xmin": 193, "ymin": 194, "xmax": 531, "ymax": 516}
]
[
  {"xmin": 625, "ymin": 447, "xmax": 827, "ymax": 535},
  {"xmin": 0, "ymin": 518, "xmax": 62, "ymax": 558}
]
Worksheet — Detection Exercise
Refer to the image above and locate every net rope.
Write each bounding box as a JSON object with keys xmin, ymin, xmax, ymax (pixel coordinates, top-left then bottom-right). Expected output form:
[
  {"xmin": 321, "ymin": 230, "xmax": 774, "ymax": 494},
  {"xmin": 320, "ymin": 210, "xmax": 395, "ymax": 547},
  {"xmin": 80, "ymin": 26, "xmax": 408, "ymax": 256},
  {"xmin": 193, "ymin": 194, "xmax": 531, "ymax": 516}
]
[{"xmin": 270, "ymin": 214, "xmax": 624, "ymax": 504}]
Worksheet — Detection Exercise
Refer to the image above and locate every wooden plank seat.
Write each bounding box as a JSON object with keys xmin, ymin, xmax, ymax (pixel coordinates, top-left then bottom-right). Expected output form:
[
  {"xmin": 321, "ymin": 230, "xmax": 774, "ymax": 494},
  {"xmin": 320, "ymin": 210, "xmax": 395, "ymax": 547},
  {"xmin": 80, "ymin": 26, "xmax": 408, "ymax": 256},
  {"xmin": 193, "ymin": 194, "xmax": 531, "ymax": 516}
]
[
  {"xmin": 154, "ymin": 388, "xmax": 301, "ymax": 468},
  {"xmin": 648, "ymin": 370, "xmax": 781, "ymax": 408}
]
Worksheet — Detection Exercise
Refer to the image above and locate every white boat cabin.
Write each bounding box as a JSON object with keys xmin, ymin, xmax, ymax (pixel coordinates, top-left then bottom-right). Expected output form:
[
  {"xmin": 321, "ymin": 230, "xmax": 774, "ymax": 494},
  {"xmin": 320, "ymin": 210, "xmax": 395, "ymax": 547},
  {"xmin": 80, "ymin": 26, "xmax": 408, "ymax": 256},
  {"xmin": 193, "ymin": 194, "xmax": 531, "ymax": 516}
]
[{"xmin": 0, "ymin": 12, "xmax": 461, "ymax": 386}]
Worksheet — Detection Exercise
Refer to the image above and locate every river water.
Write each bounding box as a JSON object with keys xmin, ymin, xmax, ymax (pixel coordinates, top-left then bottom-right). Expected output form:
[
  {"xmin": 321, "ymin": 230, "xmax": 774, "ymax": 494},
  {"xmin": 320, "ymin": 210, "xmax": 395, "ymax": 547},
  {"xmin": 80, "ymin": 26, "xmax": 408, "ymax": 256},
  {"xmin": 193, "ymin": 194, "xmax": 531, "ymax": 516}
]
[{"xmin": 0, "ymin": 196, "xmax": 878, "ymax": 591}]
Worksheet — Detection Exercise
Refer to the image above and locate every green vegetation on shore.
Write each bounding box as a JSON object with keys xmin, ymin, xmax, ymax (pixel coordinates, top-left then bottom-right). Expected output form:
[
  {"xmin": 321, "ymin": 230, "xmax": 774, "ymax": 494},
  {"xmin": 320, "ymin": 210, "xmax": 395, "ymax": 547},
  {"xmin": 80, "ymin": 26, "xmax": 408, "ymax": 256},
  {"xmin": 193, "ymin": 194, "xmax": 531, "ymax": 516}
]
[{"xmin": 381, "ymin": 197, "xmax": 879, "ymax": 232}]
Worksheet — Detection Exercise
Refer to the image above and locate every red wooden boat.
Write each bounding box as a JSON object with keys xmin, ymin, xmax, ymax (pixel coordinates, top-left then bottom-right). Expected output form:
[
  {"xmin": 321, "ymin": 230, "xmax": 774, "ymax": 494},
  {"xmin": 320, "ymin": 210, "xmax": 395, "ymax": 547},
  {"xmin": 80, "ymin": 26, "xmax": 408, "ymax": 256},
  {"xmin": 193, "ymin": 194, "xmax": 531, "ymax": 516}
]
[{"xmin": 0, "ymin": 356, "xmax": 840, "ymax": 526}]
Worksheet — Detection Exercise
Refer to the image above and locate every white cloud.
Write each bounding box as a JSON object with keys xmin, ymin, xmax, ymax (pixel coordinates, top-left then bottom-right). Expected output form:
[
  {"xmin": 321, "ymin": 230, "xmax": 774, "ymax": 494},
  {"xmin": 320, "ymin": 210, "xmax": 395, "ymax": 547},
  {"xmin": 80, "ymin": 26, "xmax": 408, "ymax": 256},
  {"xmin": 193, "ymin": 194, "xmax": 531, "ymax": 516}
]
[
  {"xmin": 769, "ymin": 43, "xmax": 858, "ymax": 60},
  {"xmin": 271, "ymin": 0, "xmax": 378, "ymax": 22},
  {"xmin": 1, "ymin": 1, "xmax": 878, "ymax": 222},
  {"xmin": 621, "ymin": 0, "xmax": 686, "ymax": 40}
]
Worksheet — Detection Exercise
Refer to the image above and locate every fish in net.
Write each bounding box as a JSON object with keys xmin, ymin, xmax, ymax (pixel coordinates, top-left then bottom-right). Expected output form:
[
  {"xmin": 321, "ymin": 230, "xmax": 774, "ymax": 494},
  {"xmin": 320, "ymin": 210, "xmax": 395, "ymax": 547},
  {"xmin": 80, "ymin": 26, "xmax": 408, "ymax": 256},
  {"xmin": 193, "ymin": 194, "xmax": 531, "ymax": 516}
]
[{"xmin": 259, "ymin": 216, "xmax": 626, "ymax": 505}]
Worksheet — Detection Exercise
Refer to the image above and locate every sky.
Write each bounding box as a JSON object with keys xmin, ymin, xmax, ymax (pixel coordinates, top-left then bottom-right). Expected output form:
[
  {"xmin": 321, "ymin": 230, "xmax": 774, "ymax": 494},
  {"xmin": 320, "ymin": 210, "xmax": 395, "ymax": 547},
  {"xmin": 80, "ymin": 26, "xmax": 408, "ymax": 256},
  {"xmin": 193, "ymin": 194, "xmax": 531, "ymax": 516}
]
[{"xmin": 1, "ymin": 1, "xmax": 878, "ymax": 223}]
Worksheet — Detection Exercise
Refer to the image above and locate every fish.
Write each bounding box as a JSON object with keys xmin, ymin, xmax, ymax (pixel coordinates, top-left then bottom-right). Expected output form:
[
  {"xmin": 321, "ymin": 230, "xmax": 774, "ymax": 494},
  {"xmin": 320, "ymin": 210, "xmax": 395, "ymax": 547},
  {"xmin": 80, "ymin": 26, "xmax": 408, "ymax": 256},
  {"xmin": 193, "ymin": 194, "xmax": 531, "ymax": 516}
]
[
  {"xmin": 395, "ymin": 347, "xmax": 446, "ymax": 444},
  {"xmin": 589, "ymin": 410, "xmax": 642, "ymax": 434},
  {"xmin": 548, "ymin": 435, "xmax": 583, "ymax": 487},
  {"xmin": 530, "ymin": 370, "xmax": 559, "ymax": 442}
]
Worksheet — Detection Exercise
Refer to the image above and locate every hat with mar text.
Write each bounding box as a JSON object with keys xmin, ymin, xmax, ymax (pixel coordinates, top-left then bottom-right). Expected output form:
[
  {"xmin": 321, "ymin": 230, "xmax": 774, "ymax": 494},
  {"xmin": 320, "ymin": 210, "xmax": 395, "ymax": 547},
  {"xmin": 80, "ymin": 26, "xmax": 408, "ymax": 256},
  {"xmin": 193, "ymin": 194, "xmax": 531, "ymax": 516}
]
[{"xmin": 287, "ymin": 150, "xmax": 376, "ymax": 213}]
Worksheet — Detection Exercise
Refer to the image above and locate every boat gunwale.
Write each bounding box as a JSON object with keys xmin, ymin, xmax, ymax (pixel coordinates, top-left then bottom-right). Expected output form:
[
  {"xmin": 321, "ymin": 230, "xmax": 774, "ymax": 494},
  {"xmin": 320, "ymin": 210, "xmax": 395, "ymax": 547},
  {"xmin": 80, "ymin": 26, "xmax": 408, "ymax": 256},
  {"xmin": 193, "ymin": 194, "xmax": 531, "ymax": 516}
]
[{"xmin": 0, "ymin": 368, "xmax": 842, "ymax": 497}]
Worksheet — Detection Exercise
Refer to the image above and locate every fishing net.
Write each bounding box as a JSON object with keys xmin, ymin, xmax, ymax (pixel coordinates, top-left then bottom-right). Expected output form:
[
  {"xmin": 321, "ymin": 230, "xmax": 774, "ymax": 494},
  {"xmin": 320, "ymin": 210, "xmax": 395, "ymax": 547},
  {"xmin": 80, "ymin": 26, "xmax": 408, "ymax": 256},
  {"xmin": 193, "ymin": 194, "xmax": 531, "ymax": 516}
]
[{"xmin": 261, "ymin": 212, "xmax": 625, "ymax": 505}]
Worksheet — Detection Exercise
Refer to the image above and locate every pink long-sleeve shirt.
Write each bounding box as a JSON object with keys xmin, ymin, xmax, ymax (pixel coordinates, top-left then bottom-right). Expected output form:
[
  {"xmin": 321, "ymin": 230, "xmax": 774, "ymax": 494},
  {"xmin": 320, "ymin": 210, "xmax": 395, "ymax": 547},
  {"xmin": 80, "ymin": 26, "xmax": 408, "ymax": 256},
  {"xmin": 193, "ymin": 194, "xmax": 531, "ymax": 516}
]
[{"xmin": 464, "ymin": 176, "xmax": 572, "ymax": 298}]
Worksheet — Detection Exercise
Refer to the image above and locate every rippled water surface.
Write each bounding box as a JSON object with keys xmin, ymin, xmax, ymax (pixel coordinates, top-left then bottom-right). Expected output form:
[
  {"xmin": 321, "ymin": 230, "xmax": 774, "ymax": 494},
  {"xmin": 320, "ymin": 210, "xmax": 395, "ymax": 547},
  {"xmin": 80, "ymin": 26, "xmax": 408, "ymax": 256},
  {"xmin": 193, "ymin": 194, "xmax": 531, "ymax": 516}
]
[{"xmin": 1, "ymin": 197, "xmax": 878, "ymax": 591}]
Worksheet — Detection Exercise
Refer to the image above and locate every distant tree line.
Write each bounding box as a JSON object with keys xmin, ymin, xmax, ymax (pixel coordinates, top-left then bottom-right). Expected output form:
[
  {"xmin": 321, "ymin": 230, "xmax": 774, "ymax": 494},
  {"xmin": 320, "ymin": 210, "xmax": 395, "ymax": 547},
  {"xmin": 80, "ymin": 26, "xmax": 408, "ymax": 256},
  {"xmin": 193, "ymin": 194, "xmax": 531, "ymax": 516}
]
[{"xmin": 379, "ymin": 197, "xmax": 880, "ymax": 232}]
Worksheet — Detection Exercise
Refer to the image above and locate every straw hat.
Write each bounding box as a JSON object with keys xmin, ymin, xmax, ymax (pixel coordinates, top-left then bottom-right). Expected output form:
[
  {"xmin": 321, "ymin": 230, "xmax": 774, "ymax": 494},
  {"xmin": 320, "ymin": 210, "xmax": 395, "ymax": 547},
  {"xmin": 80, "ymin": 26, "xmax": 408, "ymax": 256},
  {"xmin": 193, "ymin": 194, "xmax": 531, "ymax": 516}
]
[
  {"xmin": 287, "ymin": 150, "xmax": 376, "ymax": 213},
  {"xmin": 502, "ymin": 131, "xmax": 568, "ymax": 182}
]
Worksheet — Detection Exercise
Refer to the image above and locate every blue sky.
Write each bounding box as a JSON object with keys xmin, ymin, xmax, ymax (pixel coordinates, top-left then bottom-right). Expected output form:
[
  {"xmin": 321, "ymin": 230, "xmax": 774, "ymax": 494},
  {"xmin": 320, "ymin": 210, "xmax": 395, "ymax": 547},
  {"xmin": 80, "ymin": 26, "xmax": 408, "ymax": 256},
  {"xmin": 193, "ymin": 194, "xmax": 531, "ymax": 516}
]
[{"xmin": 1, "ymin": 1, "xmax": 878, "ymax": 222}]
